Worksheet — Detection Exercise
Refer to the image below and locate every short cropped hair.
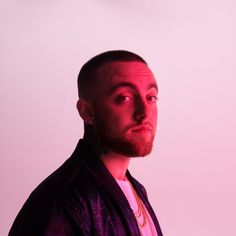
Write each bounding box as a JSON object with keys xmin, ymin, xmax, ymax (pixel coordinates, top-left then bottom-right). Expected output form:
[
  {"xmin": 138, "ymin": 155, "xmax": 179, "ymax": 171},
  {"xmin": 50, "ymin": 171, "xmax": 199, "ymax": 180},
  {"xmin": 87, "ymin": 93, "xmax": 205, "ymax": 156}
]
[{"xmin": 77, "ymin": 50, "xmax": 147, "ymax": 99}]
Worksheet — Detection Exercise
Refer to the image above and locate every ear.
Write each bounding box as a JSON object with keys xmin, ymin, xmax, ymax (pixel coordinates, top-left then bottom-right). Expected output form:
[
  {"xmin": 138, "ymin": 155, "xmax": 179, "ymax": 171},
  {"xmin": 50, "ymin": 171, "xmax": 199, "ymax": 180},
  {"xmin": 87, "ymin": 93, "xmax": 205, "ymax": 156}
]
[{"xmin": 77, "ymin": 99, "xmax": 94, "ymax": 125}]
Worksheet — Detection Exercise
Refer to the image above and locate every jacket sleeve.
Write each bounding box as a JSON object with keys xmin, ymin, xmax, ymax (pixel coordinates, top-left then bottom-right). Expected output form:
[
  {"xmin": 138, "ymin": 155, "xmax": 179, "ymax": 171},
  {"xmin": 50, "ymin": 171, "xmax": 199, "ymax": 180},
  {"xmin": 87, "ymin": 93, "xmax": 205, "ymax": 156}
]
[
  {"xmin": 43, "ymin": 200, "xmax": 92, "ymax": 236},
  {"xmin": 9, "ymin": 198, "xmax": 92, "ymax": 236}
]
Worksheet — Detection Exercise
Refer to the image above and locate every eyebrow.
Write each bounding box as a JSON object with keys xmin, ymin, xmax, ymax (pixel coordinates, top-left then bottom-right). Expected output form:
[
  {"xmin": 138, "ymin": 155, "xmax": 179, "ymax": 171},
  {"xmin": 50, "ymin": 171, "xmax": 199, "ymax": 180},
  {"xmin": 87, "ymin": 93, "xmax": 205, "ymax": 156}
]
[
  {"xmin": 148, "ymin": 83, "xmax": 158, "ymax": 92},
  {"xmin": 108, "ymin": 82, "xmax": 158, "ymax": 95}
]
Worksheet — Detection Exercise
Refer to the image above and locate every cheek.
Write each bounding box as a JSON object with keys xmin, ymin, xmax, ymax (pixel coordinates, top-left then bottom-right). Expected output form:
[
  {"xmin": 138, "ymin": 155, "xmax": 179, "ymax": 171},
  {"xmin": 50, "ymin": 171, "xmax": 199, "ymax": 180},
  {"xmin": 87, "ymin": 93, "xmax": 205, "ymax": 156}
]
[
  {"xmin": 155, "ymin": 107, "xmax": 158, "ymax": 120},
  {"xmin": 94, "ymin": 101, "xmax": 132, "ymax": 128},
  {"xmin": 106, "ymin": 107, "xmax": 130, "ymax": 130},
  {"xmin": 151, "ymin": 107, "xmax": 158, "ymax": 126},
  {"xmin": 96, "ymin": 106, "xmax": 120, "ymax": 126}
]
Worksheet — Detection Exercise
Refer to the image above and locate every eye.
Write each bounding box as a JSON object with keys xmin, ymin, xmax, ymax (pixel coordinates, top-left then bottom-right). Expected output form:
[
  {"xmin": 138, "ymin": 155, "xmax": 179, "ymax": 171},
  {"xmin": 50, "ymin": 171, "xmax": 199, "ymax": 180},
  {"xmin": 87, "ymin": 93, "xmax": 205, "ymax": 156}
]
[
  {"xmin": 147, "ymin": 95, "xmax": 158, "ymax": 103},
  {"xmin": 115, "ymin": 95, "xmax": 131, "ymax": 104}
]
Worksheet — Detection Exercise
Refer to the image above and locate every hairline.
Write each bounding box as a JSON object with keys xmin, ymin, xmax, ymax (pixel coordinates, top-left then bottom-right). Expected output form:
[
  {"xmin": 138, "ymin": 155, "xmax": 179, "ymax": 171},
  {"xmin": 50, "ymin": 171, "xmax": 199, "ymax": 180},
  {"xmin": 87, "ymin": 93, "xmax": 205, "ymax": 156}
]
[
  {"xmin": 79, "ymin": 60, "xmax": 148, "ymax": 100},
  {"xmin": 77, "ymin": 50, "xmax": 148, "ymax": 100}
]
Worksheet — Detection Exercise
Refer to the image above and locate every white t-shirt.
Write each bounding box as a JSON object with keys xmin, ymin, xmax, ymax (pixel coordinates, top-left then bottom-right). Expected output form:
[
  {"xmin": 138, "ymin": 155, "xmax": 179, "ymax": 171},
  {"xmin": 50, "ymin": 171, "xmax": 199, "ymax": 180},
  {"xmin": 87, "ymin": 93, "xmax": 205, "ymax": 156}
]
[{"xmin": 116, "ymin": 179, "xmax": 158, "ymax": 236}]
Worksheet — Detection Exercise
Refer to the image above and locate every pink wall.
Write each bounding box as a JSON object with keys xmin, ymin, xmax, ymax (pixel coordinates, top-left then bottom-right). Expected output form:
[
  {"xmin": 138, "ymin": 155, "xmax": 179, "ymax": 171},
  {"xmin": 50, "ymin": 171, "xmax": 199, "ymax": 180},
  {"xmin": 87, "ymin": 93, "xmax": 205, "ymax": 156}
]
[{"xmin": 1, "ymin": 0, "xmax": 236, "ymax": 235}]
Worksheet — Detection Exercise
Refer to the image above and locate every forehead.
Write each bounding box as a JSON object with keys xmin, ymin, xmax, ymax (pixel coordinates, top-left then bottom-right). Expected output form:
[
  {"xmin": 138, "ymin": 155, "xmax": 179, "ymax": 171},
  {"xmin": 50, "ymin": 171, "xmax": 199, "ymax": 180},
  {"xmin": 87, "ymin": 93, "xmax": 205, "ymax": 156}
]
[{"xmin": 96, "ymin": 61, "xmax": 157, "ymax": 90}]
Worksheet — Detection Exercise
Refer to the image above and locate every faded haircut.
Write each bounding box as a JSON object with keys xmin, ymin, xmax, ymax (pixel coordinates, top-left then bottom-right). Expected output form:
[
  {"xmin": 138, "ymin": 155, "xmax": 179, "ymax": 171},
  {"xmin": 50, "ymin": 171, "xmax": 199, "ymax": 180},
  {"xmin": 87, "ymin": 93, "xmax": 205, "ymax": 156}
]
[{"xmin": 77, "ymin": 50, "xmax": 147, "ymax": 99}]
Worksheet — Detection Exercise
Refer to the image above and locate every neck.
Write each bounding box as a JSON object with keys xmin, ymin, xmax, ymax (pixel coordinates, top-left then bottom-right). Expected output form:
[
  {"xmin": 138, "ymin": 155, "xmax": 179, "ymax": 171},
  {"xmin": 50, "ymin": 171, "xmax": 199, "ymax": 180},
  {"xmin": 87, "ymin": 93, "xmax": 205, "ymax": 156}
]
[
  {"xmin": 83, "ymin": 126, "xmax": 131, "ymax": 180},
  {"xmin": 100, "ymin": 151, "xmax": 131, "ymax": 180}
]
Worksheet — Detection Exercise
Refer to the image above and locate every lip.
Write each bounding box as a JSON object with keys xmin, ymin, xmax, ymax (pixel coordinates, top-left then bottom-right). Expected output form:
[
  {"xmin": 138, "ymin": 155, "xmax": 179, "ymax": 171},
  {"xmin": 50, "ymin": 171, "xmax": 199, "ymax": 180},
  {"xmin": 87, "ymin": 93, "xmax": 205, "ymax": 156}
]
[
  {"xmin": 131, "ymin": 125, "xmax": 153, "ymax": 133},
  {"xmin": 132, "ymin": 128, "xmax": 152, "ymax": 133}
]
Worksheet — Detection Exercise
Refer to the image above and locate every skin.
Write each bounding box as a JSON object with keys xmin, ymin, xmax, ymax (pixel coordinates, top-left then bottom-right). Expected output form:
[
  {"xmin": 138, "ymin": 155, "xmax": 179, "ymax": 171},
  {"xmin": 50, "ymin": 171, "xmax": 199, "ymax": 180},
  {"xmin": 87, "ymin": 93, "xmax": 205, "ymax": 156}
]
[{"xmin": 77, "ymin": 61, "xmax": 158, "ymax": 180}]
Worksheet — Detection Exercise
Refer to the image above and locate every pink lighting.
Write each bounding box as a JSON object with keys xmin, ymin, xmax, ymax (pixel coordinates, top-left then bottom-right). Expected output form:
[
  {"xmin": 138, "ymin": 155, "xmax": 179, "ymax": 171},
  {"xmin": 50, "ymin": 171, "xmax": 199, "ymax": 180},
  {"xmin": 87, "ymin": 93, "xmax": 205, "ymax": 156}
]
[{"xmin": 1, "ymin": 1, "xmax": 236, "ymax": 235}]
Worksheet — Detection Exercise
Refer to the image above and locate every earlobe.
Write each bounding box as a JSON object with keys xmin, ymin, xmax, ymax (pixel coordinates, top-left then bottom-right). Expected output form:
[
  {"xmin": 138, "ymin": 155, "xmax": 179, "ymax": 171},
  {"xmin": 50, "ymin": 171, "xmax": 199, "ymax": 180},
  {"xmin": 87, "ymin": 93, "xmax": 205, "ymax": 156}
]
[{"xmin": 77, "ymin": 100, "xmax": 94, "ymax": 125}]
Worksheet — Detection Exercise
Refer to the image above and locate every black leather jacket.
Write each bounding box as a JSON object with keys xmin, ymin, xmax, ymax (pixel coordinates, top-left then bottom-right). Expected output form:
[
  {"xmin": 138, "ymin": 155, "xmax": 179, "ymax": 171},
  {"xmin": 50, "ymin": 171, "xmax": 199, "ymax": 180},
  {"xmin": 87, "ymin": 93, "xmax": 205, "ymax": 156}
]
[{"xmin": 9, "ymin": 139, "xmax": 163, "ymax": 236}]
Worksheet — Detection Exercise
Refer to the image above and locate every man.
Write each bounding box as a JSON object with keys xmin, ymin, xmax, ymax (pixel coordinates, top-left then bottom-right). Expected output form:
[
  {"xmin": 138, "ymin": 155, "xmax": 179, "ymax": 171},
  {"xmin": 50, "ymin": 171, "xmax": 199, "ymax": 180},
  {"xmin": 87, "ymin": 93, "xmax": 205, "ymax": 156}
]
[{"xmin": 9, "ymin": 50, "xmax": 163, "ymax": 236}]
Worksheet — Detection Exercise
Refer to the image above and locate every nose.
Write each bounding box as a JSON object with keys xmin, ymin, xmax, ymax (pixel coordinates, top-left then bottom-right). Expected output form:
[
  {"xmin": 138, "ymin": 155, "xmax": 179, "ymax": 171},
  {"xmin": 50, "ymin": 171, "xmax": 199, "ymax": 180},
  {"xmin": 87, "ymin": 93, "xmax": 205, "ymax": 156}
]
[{"xmin": 133, "ymin": 96, "xmax": 148, "ymax": 123}]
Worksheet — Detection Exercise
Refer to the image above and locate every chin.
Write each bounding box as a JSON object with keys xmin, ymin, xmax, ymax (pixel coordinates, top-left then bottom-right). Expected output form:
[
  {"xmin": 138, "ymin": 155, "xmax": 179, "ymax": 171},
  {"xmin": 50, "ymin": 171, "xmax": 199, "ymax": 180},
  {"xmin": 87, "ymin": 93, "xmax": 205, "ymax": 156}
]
[
  {"xmin": 98, "ymin": 131, "xmax": 155, "ymax": 157},
  {"xmin": 109, "ymin": 139, "xmax": 153, "ymax": 157},
  {"xmin": 129, "ymin": 144, "xmax": 153, "ymax": 157}
]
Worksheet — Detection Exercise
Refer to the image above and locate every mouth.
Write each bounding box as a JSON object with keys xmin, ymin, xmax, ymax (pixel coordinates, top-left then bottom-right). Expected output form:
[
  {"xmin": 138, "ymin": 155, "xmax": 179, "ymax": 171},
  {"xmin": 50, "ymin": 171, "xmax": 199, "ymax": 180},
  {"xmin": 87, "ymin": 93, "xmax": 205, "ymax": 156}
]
[{"xmin": 130, "ymin": 125, "xmax": 153, "ymax": 133}]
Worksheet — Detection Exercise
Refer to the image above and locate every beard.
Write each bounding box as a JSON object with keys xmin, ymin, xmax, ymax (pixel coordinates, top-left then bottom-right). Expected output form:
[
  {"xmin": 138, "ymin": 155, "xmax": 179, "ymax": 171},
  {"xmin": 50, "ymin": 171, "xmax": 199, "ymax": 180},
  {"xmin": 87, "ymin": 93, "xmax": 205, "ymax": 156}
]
[
  {"xmin": 94, "ymin": 121, "xmax": 155, "ymax": 157},
  {"xmin": 102, "ymin": 134, "xmax": 154, "ymax": 157}
]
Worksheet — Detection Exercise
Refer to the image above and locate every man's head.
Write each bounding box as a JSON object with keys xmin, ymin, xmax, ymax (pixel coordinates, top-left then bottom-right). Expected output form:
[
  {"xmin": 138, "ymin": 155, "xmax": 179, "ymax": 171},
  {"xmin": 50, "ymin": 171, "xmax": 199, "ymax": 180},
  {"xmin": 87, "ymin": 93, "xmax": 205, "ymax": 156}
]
[{"xmin": 77, "ymin": 50, "xmax": 158, "ymax": 157}]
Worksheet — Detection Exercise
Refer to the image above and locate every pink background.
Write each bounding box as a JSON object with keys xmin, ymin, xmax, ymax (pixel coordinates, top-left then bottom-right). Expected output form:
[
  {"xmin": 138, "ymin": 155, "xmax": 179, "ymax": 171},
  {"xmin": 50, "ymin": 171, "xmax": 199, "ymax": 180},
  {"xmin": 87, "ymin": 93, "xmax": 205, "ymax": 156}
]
[{"xmin": 1, "ymin": 0, "xmax": 236, "ymax": 235}]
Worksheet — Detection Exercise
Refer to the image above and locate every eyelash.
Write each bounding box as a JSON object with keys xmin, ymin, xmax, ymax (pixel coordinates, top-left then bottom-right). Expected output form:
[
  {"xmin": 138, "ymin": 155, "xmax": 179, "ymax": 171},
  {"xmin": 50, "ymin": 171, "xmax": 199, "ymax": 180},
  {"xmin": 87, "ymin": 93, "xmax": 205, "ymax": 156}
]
[
  {"xmin": 116, "ymin": 96, "xmax": 131, "ymax": 103},
  {"xmin": 147, "ymin": 96, "xmax": 158, "ymax": 102},
  {"xmin": 116, "ymin": 95, "xmax": 158, "ymax": 104}
]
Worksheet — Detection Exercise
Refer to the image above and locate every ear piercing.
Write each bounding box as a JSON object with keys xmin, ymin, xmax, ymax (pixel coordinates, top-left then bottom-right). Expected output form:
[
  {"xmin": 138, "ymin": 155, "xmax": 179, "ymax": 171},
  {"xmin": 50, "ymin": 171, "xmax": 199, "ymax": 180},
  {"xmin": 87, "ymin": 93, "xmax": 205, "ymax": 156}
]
[{"xmin": 87, "ymin": 119, "xmax": 93, "ymax": 125}]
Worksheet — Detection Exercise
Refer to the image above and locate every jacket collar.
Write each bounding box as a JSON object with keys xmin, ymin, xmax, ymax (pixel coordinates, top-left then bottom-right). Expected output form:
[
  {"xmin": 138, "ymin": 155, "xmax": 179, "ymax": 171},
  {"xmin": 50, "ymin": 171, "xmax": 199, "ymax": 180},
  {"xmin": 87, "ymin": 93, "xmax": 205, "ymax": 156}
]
[
  {"xmin": 73, "ymin": 139, "xmax": 163, "ymax": 236},
  {"xmin": 74, "ymin": 139, "xmax": 132, "ymax": 208}
]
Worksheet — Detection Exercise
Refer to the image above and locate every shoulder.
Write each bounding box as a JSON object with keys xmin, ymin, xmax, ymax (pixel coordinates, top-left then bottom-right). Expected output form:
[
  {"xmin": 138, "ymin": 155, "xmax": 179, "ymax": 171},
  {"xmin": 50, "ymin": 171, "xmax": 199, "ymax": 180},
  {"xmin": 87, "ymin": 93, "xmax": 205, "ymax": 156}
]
[
  {"xmin": 9, "ymin": 155, "xmax": 97, "ymax": 235},
  {"xmin": 25, "ymin": 155, "xmax": 98, "ymax": 211}
]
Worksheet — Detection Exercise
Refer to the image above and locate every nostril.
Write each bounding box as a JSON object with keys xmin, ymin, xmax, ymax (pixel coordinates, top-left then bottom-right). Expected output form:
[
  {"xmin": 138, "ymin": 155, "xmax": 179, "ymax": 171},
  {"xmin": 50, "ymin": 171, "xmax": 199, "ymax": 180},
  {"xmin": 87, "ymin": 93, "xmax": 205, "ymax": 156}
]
[
  {"xmin": 135, "ymin": 113, "xmax": 146, "ymax": 122},
  {"xmin": 134, "ymin": 108, "xmax": 147, "ymax": 122}
]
